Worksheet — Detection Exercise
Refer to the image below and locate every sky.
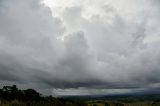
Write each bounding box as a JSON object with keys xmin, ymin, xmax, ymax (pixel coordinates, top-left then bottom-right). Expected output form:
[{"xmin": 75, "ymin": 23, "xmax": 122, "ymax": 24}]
[{"xmin": 0, "ymin": 0, "xmax": 160, "ymax": 96}]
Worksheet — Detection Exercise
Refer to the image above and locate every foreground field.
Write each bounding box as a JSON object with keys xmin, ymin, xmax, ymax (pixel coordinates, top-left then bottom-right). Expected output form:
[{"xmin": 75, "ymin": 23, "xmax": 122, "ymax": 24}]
[
  {"xmin": 1, "ymin": 99, "xmax": 160, "ymax": 106},
  {"xmin": 86, "ymin": 101, "xmax": 160, "ymax": 106}
]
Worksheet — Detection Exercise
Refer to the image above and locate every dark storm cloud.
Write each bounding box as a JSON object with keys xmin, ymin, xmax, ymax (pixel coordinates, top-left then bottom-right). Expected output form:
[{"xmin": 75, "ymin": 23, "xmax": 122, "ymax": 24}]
[
  {"xmin": 0, "ymin": 0, "xmax": 64, "ymax": 86},
  {"xmin": 0, "ymin": 0, "xmax": 160, "ymax": 95}
]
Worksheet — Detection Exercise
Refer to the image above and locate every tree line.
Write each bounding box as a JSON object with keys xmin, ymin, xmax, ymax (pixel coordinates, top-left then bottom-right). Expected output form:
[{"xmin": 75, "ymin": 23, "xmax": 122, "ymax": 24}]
[
  {"xmin": 0, "ymin": 85, "xmax": 87, "ymax": 106},
  {"xmin": 0, "ymin": 85, "xmax": 41, "ymax": 101}
]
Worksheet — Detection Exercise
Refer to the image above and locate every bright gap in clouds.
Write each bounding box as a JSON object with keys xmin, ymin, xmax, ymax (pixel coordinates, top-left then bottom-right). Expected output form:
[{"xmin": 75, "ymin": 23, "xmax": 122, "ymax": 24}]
[{"xmin": 42, "ymin": 0, "xmax": 78, "ymax": 7}]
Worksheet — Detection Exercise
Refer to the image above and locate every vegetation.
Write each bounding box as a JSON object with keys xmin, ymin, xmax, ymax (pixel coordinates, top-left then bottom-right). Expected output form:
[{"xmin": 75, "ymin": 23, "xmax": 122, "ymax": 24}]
[
  {"xmin": 0, "ymin": 85, "xmax": 86, "ymax": 106},
  {"xmin": 0, "ymin": 85, "xmax": 160, "ymax": 106}
]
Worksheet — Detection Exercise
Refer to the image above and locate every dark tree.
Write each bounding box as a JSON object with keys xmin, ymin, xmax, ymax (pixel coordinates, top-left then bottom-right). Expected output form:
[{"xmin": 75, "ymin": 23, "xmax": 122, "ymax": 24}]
[{"xmin": 23, "ymin": 89, "xmax": 41, "ymax": 101}]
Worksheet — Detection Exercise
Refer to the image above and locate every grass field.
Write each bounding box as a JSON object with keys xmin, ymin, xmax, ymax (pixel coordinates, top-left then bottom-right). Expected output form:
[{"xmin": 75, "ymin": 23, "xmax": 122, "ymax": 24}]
[{"xmin": 86, "ymin": 101, "xmax": 160, "ymax": 106}]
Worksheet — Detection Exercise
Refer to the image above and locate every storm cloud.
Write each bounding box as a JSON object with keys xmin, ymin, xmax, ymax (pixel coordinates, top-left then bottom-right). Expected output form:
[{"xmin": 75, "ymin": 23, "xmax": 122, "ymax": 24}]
[{"xmin": 0, "ymin": 0, "xmax": 160, "ymax": 95}]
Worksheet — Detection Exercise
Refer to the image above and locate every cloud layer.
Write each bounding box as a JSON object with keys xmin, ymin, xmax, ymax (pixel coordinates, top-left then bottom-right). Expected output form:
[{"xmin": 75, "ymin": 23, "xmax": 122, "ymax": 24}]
[{"xmin": 0, "ymin": 0, "xmax": 160, "ymax": 95}]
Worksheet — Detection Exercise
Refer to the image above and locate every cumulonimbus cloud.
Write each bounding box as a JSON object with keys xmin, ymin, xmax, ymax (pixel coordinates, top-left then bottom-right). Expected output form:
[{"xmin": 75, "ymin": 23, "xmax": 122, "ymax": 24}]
[{"xmin": 0, "ymin": 0, "xmax": 160, "ymax": 95}]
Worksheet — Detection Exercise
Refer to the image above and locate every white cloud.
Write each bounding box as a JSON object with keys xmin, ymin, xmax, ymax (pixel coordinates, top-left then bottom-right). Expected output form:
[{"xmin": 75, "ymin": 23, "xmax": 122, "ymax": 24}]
[{"xmin": 0, "ymin": 0, "xmax": 160, "ymax": 95}]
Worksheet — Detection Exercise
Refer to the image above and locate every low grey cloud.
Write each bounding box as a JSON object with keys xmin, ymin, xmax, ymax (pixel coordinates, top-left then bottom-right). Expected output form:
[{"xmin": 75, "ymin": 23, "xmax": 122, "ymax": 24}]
[{"xmin": 0, "ymin": 0, "xmax": 160, "ymax": 95}]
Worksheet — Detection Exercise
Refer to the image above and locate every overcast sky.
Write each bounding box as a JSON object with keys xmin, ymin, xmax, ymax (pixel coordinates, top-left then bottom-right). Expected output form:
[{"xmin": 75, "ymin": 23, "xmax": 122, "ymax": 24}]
[{"xmin": 0, "ymin": 0, "xmax": 160, "ymax": 96}]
